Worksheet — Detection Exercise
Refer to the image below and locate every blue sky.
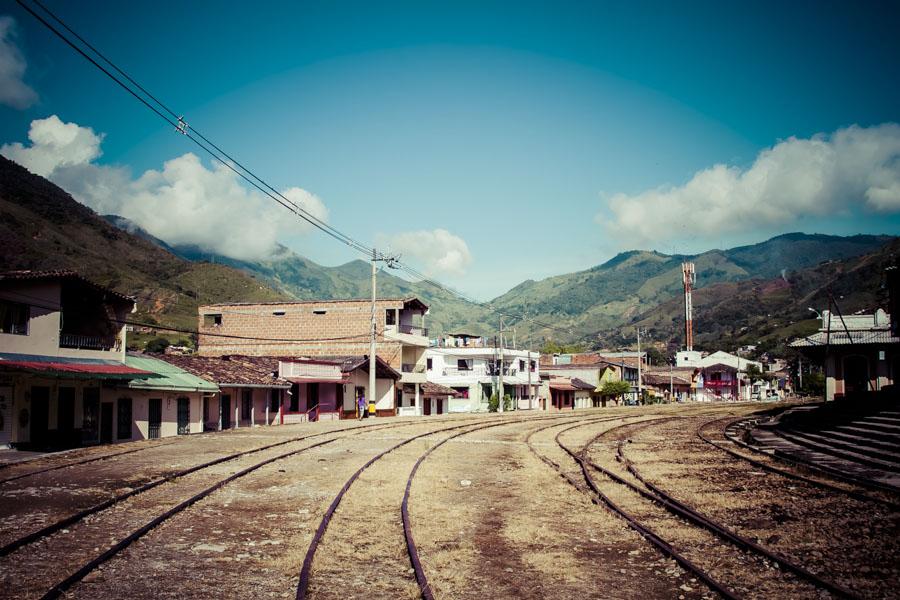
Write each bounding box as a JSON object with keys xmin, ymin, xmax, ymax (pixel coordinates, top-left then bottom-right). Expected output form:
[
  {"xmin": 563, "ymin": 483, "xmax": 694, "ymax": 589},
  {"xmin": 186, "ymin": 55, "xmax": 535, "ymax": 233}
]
[{"xmin": 1, "ymin": 0, "xmax": 899, "ymax": 299}]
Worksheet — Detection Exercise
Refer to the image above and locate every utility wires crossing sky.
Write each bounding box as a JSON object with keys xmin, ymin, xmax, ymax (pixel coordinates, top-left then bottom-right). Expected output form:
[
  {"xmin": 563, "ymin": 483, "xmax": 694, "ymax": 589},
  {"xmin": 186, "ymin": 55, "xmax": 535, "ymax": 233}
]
[{"xmin": 15, "ymin": 0, "xmax": 576, "ymax": 338}]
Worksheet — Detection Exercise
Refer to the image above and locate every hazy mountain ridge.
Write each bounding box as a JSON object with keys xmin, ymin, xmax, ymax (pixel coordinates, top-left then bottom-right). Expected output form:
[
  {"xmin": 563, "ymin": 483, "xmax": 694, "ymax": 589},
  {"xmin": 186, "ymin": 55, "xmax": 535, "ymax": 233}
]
[{"xmin": 4, "ymin": 153, "xmax": 894, "ymax": 350}]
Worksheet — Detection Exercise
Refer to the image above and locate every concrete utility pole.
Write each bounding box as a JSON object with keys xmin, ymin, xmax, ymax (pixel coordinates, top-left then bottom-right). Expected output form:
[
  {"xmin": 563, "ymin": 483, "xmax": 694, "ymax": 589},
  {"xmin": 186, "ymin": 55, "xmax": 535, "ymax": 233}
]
[
  {"xmin": 669, "ymin": 360, "xmax": 674, "ymax": 402},
  {"xmin": 636, "ymin": 328, "xmax": 643, "ymax": 404},
  {"xmin": 369, "ymin": 250, "xmax": 377, "ymax": 415},
  {"xmin": 369, "ymin": 249, "xmax": 399, "ymax": 416},
  {"xmin": 498, "ymin": 317, "xmax": 505, "ymax": 412}
]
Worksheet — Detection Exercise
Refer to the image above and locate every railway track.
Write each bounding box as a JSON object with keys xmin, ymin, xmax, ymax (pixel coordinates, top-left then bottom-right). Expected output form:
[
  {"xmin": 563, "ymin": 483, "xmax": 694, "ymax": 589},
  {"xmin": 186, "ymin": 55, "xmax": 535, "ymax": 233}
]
[
  {"xmin": 525, "ymin": 415, "xmax": 739, "ymax": 599},
  {"xmin": 296, "ymin": 411, "xmax": 616, "ymax": 600},
  {"xmin": 614, "ymin": 419, "xmax": 859, "ymax": 599},
  {"xmin": 697, "ymin": 417, "xmax": 900, "ymax": 511},
  {"xmin": 0, "ymin": 418, "xmax": 450, "ymax": 600},
  {"xmin": 0, "ymin": 439, "xmax": 179, "ymax": 485}
]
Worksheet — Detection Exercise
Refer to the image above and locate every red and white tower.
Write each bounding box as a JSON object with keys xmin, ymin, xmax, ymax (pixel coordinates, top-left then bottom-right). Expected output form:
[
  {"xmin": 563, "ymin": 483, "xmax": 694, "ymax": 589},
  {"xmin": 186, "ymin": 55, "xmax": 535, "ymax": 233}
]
[{"xmin": 682, "ymin": 262, "xmax": 696, "ymax": 351}]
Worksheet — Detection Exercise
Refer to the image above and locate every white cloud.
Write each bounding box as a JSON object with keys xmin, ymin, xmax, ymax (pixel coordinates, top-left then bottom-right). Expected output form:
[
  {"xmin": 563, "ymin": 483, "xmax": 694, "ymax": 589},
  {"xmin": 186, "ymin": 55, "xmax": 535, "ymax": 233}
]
[
  {"xmin": 599, "ymin": 123, "xmax": 900, "ymax": 245},
  {"xmin": 0, "ymin": 16, "xmax": 38, "ymax": 109},
  {"xmin": 1, "ymin": 115, "xmax": 328, "ymax": 261},
  {"xmin": 380, "ymin": 229, "xmax": 473, "ymax": 277}
]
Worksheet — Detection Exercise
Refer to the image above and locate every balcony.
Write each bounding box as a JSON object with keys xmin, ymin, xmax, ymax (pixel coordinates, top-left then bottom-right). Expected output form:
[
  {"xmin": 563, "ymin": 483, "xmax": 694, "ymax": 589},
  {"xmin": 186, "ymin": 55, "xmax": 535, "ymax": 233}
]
[
  {"xmin": 399, "ymin": 363, "xmax": 427, "ymax": 384},
  {"xmin": 398, "ymin": 324, "xmax": 428, "ymax": 337},
  {"xmin": 59, "ymin": 332, "xmax": 118, "ymax": 351},
  {"xmin": 383, "ymin": 324, "xmax": 430, "ymax": 347}
]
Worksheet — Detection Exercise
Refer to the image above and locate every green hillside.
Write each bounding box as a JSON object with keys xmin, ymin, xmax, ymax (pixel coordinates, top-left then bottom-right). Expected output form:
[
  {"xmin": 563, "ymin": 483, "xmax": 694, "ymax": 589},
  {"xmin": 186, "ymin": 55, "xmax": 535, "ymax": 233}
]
[{"xmin": 0, "ymin": 156, "xmax": 286, "ymax": 334}]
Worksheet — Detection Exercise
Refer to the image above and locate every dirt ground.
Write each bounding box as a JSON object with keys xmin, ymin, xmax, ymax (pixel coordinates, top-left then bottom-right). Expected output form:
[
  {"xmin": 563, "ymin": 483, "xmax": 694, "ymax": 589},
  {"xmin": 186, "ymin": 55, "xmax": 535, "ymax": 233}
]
[{"xmin": 0, "ymin": 403, "xmax": 897, "ymax": 599}]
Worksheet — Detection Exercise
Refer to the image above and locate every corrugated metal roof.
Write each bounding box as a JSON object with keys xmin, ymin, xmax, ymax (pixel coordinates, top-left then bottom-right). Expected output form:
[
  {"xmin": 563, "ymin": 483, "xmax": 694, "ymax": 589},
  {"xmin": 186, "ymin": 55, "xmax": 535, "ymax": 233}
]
[
  {"xmin": 789, "ymin": 330, "xmax": 900, "ymax": 347},
  {"xmin": 124, "ymin": 355, "xmax": 219, "ymax": 392}
]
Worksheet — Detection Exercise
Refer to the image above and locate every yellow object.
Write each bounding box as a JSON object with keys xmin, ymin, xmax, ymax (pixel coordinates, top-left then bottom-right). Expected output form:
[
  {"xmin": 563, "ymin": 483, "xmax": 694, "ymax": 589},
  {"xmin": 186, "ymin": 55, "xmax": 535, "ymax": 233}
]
[{"xmin": 368, "ymin": 401, "xmax": 376, "ymax": 415}]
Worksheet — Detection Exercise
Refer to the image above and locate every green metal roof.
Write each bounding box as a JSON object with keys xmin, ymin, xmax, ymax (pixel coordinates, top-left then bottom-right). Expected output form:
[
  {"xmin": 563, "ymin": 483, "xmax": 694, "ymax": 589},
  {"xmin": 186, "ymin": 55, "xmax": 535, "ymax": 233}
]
[{"xmin": 124, "ymin": 355, "xmax": 219, "ymax": 393}]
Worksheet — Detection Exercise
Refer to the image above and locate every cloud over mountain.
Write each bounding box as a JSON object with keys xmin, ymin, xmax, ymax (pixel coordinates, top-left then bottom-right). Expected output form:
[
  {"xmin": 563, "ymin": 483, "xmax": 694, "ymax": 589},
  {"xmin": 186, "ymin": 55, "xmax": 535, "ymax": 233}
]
[
  {"xmin": 1, "ymin": 115, "xmax": 328, "ymax": 261},
  {"xmin": 379, "ymin": 228, "xmax": 473, "ymax": 277},
  {"xmin": 600, "ymin": 123, "xmax": 900, "ymax": 246},
  {"xmin": 0, "ymin": 16, "xmax": 38, "ymax": 109}
]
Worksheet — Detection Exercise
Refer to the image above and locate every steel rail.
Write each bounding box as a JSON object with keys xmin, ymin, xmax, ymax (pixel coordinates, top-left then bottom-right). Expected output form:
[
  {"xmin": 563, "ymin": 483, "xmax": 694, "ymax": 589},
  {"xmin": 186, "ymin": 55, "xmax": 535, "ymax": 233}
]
[
  {"xmin": 39, "ymin": 434, "xmax": 342, "ymax": 600},
  {"xmin": 295, "ymin": 411, "xmax": 613, "ymax": 600},
  {"xmin": 545, "ymin": 419, "xmax": 741, "ymax": 600},
  {"xmin": 0, "ymin": 418, "xmax": 433, "ymax": 559},
  {"xmin": 724, "ymin": 416, "xmax": 900, "ymax": 496},
  {"xmin": 698, "ymin": 417, "xmax": 900, "ymax": 510},
  {"xmin": 616, "ymin": 420, "xmax": 860, "ymax": 599},
  {"xmin": 0, "ymin": 439, "xmax": 179, "ymax": 485},
  {"xmin": 401, "ymin": 413, "xmax": 631, "ymax": 600}
]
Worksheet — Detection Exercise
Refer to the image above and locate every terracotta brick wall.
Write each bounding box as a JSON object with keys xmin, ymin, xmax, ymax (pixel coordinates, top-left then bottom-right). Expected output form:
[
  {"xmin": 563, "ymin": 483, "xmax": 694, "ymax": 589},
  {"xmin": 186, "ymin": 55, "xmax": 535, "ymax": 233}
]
[{"xmin": 197, "ymin": 299, "xmax": 406, "ymax": 368}]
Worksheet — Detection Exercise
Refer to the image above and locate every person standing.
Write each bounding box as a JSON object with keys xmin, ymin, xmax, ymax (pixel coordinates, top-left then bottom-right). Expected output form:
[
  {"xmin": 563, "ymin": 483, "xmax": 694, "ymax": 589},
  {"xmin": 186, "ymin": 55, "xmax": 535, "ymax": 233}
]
[{"xmin": 357, "ymin": 394, "xmax": 366, "ymax": 420}]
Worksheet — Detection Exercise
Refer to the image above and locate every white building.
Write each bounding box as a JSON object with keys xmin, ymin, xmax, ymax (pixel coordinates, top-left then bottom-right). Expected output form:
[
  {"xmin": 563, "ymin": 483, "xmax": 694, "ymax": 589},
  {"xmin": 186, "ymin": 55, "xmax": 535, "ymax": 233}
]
[{"xmin": 424, "ymin": 334, "xmax": 540, "ymax": 412}]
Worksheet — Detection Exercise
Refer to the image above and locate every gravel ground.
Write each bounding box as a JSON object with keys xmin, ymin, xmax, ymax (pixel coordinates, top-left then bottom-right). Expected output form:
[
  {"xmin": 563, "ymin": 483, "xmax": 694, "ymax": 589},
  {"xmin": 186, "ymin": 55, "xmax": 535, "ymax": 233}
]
[{"xmin": 1, "ymin": 403, "xmax": 895, "ymax": 599}]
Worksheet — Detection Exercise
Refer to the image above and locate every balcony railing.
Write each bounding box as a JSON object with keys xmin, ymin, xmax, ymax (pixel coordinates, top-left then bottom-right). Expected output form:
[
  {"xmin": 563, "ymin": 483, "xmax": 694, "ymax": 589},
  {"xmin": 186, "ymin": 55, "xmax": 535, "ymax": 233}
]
[
  {"xmin": 59, "ymin": 333, "xmax": 118, "ymax": 351},
  {"xmin": 397, "ymin": 324, "xmax": 428, "ymax": 337},
  {"xmin": 402, "ymin": 363, "xmax": 426, "ymax": 373}
]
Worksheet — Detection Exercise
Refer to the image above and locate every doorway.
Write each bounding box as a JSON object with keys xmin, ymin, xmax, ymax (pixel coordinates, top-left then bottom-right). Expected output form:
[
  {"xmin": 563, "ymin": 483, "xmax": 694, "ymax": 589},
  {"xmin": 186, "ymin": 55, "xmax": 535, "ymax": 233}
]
[
  {"xmin": 148, "ymin": 398, "xmax": 162, "ymax": 439},
  {"xmin": 82, "ymin": 388, "xmax": 100, "ymax": 444},
  {"xmin": 221, "ymin": 394, "xmax": 231, "ymax": 429},
  {"xmin": 58, "ymin": 387, "xmax": 75, "ymax": 443},
  {"xmin": 30, "ymin": 386, "xmax": 50, "ymax": 448},
  {"xmin": 0, "ymin": 386, "xmax": 12, "ymax": 447},
  {"xmin": 177, "ymin": 397, "xmax": 190, "ymax": 435},
  {"xmin": 424, "ymin": 398, "xmax": 431, "ymax": 416},
  {"xmin": 100, "ymin": 402, "xmax": 113, "ymax": 443}
]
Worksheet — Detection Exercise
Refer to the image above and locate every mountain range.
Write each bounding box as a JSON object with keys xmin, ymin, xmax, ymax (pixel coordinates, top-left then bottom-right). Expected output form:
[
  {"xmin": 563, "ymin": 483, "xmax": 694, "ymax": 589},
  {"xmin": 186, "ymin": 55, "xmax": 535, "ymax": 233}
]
[{"xmin": 1, "ymin": 154, "xmax": 896, "ymax": 354}]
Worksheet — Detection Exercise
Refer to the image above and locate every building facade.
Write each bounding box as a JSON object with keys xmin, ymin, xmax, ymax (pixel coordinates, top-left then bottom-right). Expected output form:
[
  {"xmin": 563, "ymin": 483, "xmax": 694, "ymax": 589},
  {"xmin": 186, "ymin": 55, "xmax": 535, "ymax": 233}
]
[
  {"xmin": 195, "ymin": 298, "xmax": 430, "ymax": 415},
  {"xmin": 424, "ymin": 335, "xmax": 540, "ymax": 412}
]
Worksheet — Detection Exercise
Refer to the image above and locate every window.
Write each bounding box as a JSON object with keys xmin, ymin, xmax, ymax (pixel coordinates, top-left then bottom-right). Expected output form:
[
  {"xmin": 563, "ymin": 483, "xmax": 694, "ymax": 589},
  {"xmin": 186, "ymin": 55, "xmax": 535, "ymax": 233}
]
[
  {"xmin": 385, "ymin": 310, "xmax": 396, "ymax": 325},
  {"xmin": 519, "ymin": 359, "xmax": 525, "ymax": 371},
  {"xmin": 458, "ymin": 359, "xmax": 472, "ymax": 371},
  {"xmin": 0, "ymin": 299, "xmax": 29, "ymax": 335},
  {"xmin": 273, "ymin": 310, "xmax": 285, "ymax": 316},
  {"xmin": 426, "ymin": 358, "xmax": 433, "ymax": 371},
  {"xmin": 530, "ymin": 360, "xmax": 536, "ymax": 372},
  {"xmin": 313, "ymin": 309, "xmax": 327, "ymax": 315},
  {"xmin": 117, "ymin": 397, "xmax": 132, "ymax": 440},
  {"xmin": 203, "ymin": 313, "xmax": 222, "ymax": 327}
]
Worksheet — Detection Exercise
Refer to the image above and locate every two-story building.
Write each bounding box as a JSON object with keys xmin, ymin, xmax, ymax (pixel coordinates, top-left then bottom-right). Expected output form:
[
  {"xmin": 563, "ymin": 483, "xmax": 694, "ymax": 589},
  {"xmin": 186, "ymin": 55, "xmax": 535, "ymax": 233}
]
[
  {"xmin": 424, "ymin": 334, "xmax": 540, "ymax": 412},
  {"xmin": 0, "ymin": 271, "xmax": 157, "ymax": 448},
  {"xmin": 195, "ymin": 298, "xmax": 429, "ymax": 416}
]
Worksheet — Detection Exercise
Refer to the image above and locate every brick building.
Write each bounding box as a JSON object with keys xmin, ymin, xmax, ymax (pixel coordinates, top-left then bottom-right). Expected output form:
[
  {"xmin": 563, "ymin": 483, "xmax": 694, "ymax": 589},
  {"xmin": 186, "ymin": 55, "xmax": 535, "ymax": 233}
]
[{"xmin": 196, "ymin": 297, "xmax": 430, "ymax": 415}]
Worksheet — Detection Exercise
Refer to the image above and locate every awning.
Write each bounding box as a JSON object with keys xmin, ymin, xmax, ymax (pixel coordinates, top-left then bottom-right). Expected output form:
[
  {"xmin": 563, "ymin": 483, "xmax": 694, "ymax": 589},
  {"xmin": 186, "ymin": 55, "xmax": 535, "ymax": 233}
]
[
  {"xmin": 0, "ymin": 353, "xmax": 153, "ymax": 380},
  {"xmin": 124, "ymin": 355, "xmax": 219, "ymax": 392}
]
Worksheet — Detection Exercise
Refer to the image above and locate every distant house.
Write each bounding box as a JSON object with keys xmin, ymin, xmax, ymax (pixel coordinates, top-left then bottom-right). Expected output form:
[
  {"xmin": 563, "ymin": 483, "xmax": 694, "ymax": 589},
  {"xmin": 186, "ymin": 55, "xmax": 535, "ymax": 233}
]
[
  {"xmin": 790, "ymin": 309, "xmax": 898, "ymax": 401},
  {"xmin": 538, "ymin": 374, "xmax": 595, "ymax": 411}
]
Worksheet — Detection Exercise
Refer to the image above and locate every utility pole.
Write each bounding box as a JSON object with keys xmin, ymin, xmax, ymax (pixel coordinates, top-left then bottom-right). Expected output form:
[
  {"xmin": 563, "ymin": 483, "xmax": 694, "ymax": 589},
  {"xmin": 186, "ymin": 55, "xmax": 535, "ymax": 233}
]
[
  {"xmin": 669, "ymin": 360, "xmax": 674, "ymax": 402},
  {"xmin": 636, "ymin": 328, "xmax": 642, "ymax": 404},
  {"xmin": 798, "ymin": 355, "xmax": 803, "ymax": 393},
  {"xmin": 498, "ymin": 317, "xmax": 505, "ymax": 412},
  {"xmin": 369, "ymin": 249, "xmax": 377, "ymax": 416},
  {"xmin": 369, "ymin": 249, "xmax": 399, "ymax": 417}
]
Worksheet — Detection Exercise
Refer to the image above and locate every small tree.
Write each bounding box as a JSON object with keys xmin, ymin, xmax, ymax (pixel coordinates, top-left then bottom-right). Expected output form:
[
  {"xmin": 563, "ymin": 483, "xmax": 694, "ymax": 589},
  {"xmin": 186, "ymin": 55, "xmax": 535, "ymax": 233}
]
[
  {"xmin": 145, "ymin": 337, "xmax": 171, "ymax": 354},
  {"xmin": 599, "ymin": 380, "xmax": 631, "ymax": 404},
  {"xmin": 488, "ymin": 393, "xmax": 513, "ymax": 412}
]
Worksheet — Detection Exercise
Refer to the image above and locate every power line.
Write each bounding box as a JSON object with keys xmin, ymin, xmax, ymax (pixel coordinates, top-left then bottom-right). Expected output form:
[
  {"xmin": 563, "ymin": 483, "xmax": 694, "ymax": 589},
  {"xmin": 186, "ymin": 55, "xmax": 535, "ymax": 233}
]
[{"xmin": 15, "ymin": 0, "xmax": 577, "ymax": 339}]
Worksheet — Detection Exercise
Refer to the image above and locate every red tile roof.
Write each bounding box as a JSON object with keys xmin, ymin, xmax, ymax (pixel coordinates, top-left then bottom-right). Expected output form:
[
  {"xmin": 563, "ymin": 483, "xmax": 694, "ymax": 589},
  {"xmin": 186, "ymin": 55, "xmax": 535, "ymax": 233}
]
[{"xmin": 158, "ymin": 354, "xmax": 289, "ymax": 388}]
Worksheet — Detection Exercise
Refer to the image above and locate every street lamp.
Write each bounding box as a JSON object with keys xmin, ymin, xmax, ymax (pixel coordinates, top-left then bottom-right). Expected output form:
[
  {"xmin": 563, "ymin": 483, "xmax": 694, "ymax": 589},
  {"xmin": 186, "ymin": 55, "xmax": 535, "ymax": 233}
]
[{"xmin": 808, "ymin": 307, "xmax": 822, "ymax": 320}]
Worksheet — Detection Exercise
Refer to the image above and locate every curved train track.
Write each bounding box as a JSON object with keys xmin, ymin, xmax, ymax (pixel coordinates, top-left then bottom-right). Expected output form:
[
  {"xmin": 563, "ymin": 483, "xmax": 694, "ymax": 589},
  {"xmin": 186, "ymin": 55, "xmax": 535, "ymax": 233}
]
[
  {"xmin": 295, "ymin": 411, "xmax": 628, "ymax": 599},
  {"xmin": 0, "ymin": 417, "xmax": 457, "ymax": 600},
  {"xmin": 527, "ymin": 413, "xmax": 869, "ymax": 599}
]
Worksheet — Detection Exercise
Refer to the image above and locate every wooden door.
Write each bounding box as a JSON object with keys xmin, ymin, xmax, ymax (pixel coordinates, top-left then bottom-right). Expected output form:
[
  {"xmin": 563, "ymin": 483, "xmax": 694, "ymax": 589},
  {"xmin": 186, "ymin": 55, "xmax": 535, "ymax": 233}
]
[
  {"xmin": 436, "ymin": 398, "xmax": 444, "ymax": 415},
  {"xmin": 423, "ymin": 398, "xmax": 431, "ymax": 416},
  {"xmin": 0, "ymin": 386, "xmax": 11, "ymax": 447},
  {"xmin": 82, "ymin": 388, "xmax": 100, "ymax": 444},
  {"xmin": 148, "ymin": 398, "xmax": 162, "ymax": 439},
  {"xmin": 100, "ymin": 402, "xmax": 113, "ymax": 443},
  {"xmin": 57, "ymin": 387, "xmax": 75, "ymax": 439}
]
